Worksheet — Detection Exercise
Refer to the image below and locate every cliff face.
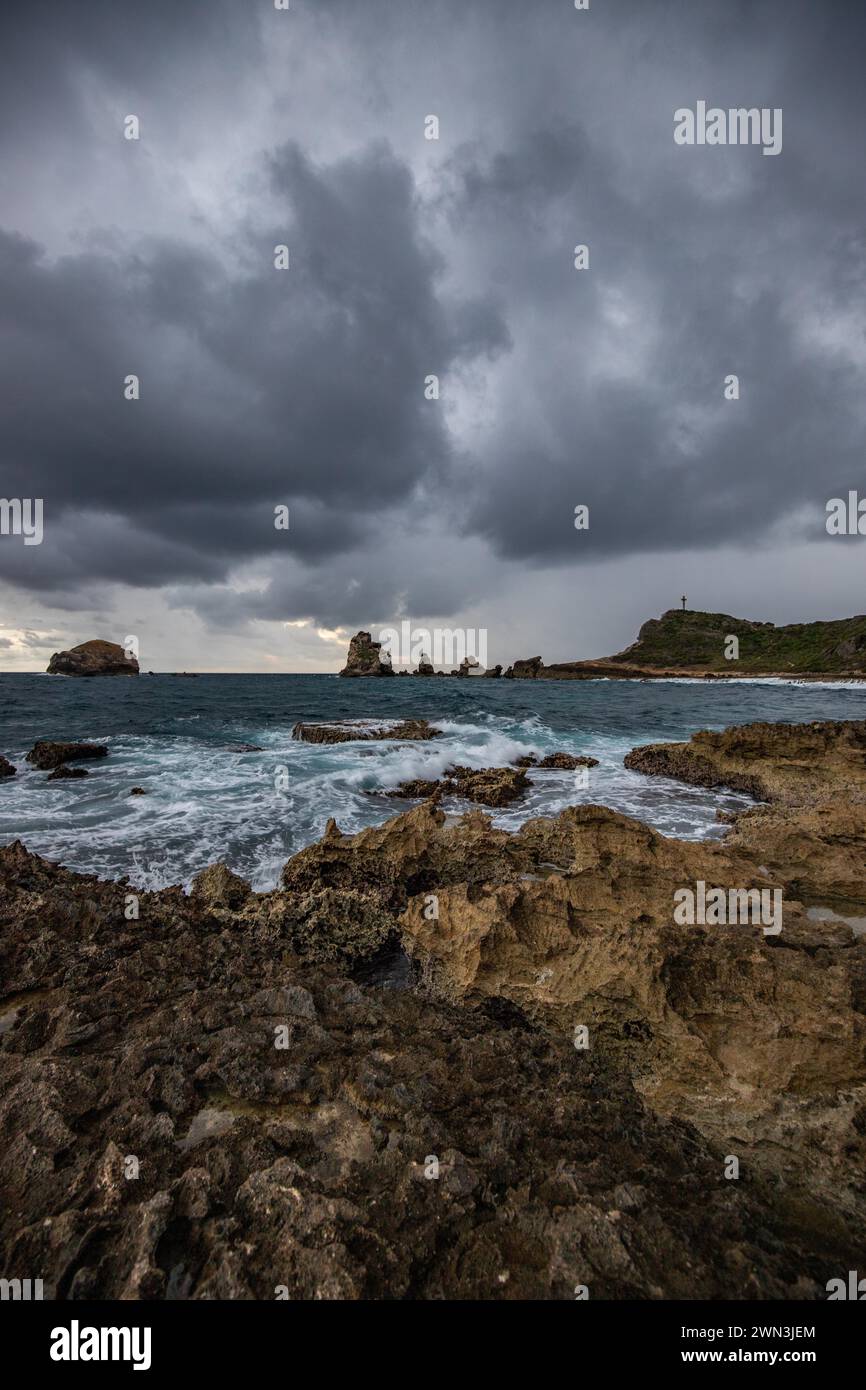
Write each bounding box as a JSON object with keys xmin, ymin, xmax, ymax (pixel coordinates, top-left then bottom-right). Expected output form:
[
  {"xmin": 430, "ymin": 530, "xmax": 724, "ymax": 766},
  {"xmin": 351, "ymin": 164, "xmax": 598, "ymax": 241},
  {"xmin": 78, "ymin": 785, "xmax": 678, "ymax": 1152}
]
[
  {"xmin": 46, "ymin": 640, "xmax": 139, "ymax": 676},
  {"xmin": 338, "ymin": 631, "xmax": 395, "ymax": 677}
]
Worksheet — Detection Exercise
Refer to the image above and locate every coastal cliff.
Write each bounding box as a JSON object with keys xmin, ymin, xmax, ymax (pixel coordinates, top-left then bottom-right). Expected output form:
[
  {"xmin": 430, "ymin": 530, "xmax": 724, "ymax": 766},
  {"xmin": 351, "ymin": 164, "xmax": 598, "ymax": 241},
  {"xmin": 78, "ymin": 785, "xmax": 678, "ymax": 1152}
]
[
  {"xmin": 338, "ymin": 611, "xmax": 866, "ymax": 681},
  {"xmin": 504, "ymin": 609, "xmax": 866, "ymax": 679}
]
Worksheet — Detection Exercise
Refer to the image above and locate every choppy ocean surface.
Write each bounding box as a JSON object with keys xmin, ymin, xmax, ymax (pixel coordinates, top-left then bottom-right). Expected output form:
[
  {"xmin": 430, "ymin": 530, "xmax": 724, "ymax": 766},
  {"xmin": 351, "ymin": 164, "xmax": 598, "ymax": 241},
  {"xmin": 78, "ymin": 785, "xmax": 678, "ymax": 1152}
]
[{"xmin": 0, "ymin": 673, "xmax": 863, "ymax": 890}]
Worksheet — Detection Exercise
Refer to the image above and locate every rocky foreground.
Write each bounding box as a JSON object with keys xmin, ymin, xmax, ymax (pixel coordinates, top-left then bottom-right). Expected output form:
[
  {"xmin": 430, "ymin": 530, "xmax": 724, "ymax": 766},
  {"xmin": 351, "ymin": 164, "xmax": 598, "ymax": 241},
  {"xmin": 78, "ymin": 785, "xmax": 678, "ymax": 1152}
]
[{"xmin": 1, "ymin": 719, "xmax": 864, "ymax": 1300}]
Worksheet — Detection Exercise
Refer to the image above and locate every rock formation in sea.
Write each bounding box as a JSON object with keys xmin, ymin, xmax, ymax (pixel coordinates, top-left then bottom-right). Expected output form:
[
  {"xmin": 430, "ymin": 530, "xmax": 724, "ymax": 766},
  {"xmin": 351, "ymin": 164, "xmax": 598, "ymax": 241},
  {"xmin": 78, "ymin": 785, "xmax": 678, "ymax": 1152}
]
[
  {"xmin": 338, "ymin": 631, "xmax": 395, "ymax": 677},
  {"xmin": 25, "ymin": 741, "xmax": 109, "ymax": 770},
  {"xmin": 46, "ymin": 640, "xmax": 139, "ymax": 676},
  {"xmin": 382, "ymin": 764, "xmax": 529, "ymax": 807},
  {"xmin": 292, "ymin": 719, "xmax": 440, "ymax": 745},
  {"xmin": 1, "ymin": 717, "xmax": 864, "ymax": 1299},
  {"xmin": 515, "ymin": 752, "xmax": 599, "ymax": 770},
  {"xmin": 0, "ymin": 756, "xmax": 15, "ymax": 778}
]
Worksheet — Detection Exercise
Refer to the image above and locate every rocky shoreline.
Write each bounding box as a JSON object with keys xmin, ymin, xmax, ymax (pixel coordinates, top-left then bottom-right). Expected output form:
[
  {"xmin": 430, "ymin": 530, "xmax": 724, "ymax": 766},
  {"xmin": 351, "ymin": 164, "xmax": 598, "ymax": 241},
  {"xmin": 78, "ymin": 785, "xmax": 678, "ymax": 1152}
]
[{"xmin": 1, "ymin": 717, "xmax": 864, "ymax": 1300}]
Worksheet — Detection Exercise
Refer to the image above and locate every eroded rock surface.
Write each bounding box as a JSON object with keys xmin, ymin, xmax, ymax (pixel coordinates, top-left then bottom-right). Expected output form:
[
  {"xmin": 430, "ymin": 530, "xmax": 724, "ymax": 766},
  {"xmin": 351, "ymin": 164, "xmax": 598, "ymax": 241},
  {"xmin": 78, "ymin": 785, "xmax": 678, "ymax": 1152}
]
[
  {"xmin": 1, "ymin": 831, "xmax": 860, "ymax": 1301},
  {"xmin": 3, "ymin": 718, "xmax": 866, "ymax": 1300}
]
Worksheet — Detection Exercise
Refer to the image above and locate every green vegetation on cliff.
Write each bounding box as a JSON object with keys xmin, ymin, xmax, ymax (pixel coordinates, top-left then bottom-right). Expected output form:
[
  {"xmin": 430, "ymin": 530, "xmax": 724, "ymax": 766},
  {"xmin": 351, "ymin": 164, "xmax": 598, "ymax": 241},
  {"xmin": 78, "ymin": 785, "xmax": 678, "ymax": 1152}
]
[{"xmin": 610, "ymin": 610, "xmax": 866, "ymax": 673}]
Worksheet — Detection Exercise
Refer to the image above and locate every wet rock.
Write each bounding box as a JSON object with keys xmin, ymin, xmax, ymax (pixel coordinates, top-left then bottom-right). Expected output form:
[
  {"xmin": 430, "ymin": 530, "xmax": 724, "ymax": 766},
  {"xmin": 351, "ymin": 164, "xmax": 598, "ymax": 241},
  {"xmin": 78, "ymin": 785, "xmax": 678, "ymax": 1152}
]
[
  {"xmin": 47, "ymin": 639, "xmax": 139, "ymax": 676},
  {"xmin": 0, "ymin": 756, "xmax": 15, "ymax": 778},
  {"xmin": 383, "ymin": 779, "xmax": 443, "ymax": 801},
  {"xmin": 516, "ymin": 752, "xmax": 599, "ymax": 770},
  {"xmin": 382, "ymin": 766, "xmax": 528, "ymax": 808},
  {"xmin": 292, "ymin": 719, "xmax": 440, "ymax": 745},
  {"xmin": 129, "ymin": 787, "xmax": 148, "ymax": 796},
  {"xmin": 47, "ymin": 765, "xmax": 89, "ymax": 780},
  {"xmin": 443, "ymin": 765, "xmax": 528, "ymax": 806},
  {"xmin": 25, "ymin": 741, "xmax": 109, "ymax": 771},
  {"xmin": 338, "ymin": 631, "xmax": 395, "ymax": 677}
]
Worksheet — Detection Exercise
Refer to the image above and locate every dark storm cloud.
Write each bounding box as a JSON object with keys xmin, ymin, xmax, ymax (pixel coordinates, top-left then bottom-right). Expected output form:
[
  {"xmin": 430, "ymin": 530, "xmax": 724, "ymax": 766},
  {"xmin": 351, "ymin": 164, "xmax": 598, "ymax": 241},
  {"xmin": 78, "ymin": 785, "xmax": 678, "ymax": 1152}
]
[
  {"xmin": 0, "ymin": 139, "xmax": 508, "ymax": 594},
  {"xmin": 1, "ymin": 0, "xmax": 865, "ymax": 633}
]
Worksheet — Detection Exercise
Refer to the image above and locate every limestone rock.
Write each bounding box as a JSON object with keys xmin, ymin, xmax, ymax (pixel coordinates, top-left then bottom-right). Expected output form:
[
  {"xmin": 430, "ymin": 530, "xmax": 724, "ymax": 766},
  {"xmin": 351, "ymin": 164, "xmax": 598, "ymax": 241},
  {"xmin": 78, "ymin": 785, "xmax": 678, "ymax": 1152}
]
[{"xmin": 191, "ymin": 862, "xmax": 252, "ymax": 911}]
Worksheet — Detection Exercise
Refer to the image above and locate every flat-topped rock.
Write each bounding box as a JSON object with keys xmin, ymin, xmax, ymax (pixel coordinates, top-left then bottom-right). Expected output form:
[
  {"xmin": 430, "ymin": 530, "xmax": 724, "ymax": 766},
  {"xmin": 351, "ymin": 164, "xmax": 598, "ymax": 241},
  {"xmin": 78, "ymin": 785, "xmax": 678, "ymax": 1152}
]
[
  {"xmin": 292, "ymin": 719, "xmax": 440, "ymax": 745},
  {"xmin": 47, "ymin": 640, "xmax": 139, "ymax": 676},
  {"xmin": 25, "ymin": 741, "xmax": 109, "ymax": 771}
]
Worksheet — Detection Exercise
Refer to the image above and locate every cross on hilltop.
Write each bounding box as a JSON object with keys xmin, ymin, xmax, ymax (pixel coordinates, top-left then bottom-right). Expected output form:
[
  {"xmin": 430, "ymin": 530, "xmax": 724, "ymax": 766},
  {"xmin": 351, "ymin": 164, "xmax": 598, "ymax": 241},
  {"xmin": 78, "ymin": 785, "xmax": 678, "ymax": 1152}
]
[{"xmin": 681, "ymin": 595, "xmax": 687, "ymax": 611}]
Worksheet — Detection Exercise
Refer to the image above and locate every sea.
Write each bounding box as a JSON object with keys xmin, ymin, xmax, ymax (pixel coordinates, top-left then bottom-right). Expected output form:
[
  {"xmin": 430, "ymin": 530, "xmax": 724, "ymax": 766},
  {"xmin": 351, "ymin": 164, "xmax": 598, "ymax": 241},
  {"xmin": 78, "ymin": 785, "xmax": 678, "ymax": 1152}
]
[{"xmin": 0, "ymin": 673, "xmax": 863, "ymax": 891}]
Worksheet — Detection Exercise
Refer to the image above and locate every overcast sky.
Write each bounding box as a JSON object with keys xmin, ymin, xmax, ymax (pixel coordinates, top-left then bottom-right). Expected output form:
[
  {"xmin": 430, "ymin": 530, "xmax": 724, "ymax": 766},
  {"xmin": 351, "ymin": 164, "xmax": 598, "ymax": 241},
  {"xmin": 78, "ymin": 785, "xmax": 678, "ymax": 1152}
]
[{"xmin": 1, "ymin": 0, "xmax": 864, "ymax": 671}]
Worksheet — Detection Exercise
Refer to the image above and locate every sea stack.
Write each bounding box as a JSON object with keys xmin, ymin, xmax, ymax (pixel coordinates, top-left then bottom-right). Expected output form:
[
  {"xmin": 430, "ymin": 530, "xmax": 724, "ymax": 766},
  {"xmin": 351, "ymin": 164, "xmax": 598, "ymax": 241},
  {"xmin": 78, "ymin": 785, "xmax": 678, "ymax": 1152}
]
[
  {"xmin": 46, "ymin": 640, "xmax": 139, "ymax": 676},
  {"xmin": 338, "ymin": 631, "xmax": 395, "ymax": 677}
]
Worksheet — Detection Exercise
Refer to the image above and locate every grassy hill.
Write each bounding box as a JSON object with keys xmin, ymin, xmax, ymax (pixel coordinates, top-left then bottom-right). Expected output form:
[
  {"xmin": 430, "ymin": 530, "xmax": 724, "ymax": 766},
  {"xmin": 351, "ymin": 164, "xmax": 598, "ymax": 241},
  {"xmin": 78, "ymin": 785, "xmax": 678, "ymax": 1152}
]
[{"xmin": 608, "ymin": 609, "xmax": 866, "ymax": 674}]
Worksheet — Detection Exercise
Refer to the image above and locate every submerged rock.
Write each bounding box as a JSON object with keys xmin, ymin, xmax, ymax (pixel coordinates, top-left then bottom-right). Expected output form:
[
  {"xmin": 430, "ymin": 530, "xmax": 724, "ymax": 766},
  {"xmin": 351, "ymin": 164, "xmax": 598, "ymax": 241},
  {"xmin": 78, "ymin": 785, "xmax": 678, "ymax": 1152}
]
[
  {"xmin": 25, "ymin": 741, "xmax": 109, "ymax": 770},
  {"xmin": 46, "ymin": 765, "xmax": 89, "ymax": 780},
  {"xmin": 0, "ymin": 756, "xmax": 15, "ymax": 778},
  {"xmin": 46, "ymin": 639, "xmax": 139, "ymax": 676}
]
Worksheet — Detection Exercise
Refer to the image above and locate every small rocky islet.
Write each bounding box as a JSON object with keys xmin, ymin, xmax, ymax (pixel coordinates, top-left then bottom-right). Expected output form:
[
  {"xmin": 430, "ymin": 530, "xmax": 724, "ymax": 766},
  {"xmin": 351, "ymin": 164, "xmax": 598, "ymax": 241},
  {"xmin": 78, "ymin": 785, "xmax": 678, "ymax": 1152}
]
[{"xmin": 1, "ymin": 716, "xmax": 865, "ymax": 1299}]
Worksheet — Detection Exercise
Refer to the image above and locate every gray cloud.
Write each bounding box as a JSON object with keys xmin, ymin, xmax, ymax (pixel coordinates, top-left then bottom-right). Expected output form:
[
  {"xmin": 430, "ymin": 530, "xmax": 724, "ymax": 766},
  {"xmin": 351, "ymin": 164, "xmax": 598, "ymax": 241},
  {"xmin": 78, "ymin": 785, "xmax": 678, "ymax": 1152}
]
[{"xmin": 1, "ymin": 0, "xmax": 865, "ymax": 653}]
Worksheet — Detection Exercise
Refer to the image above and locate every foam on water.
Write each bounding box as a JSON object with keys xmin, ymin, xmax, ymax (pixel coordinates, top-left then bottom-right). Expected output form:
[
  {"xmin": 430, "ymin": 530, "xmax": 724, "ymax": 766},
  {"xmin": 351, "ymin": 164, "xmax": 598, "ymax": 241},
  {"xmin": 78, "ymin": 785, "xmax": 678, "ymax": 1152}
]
[{"xmin": 1, "ymin": 671, "xmax": 862, "ymax": 891}]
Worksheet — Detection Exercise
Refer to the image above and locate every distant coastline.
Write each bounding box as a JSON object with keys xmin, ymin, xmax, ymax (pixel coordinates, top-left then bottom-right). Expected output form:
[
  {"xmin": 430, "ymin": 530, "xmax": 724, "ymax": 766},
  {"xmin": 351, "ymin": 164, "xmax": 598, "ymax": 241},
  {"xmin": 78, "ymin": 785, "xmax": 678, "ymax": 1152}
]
[{"xmin": 337, "ymin": 609, "xmax": 866, "ymax": 681}]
